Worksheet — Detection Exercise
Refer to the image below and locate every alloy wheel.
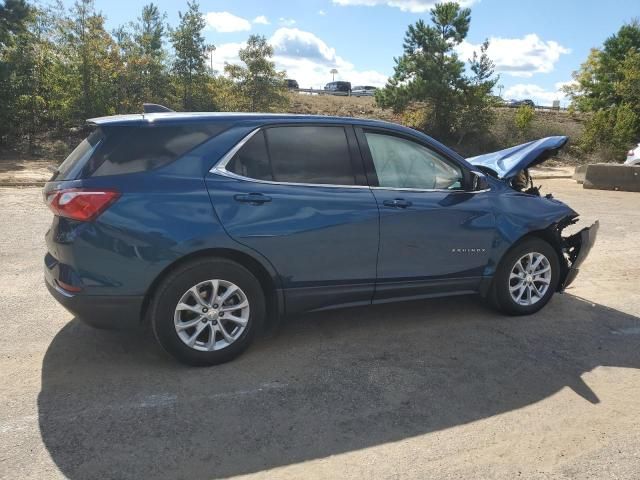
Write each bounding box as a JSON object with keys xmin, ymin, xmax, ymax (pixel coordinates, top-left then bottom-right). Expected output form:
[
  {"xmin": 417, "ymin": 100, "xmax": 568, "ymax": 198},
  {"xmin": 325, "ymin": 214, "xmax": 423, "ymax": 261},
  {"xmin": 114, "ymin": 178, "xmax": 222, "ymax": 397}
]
[
  {"xmin": 174, "ymin": 279, "xmax": 250, "ymax": 352},
  {"xmin": 508, "ymin": 252, "xmax": 552, "ymax": 306}
]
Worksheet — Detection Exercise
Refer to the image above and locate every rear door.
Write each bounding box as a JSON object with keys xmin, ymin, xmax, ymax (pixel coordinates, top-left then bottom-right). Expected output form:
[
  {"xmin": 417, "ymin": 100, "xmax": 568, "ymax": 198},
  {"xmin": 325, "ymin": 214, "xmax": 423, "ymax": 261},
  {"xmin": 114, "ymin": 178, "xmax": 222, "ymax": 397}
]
[
  {"xmin": 206, "ymin": 124, "xmax": 380, "ymax": 313},
  {"xmin": 356, "ymin": 127, "xmax": 495, "ymax": 302}
]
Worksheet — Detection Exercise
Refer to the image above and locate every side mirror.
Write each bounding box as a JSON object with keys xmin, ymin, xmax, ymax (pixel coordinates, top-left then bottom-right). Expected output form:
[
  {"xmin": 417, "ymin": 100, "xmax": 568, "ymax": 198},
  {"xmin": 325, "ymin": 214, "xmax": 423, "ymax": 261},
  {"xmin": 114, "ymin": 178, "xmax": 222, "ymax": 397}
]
[{"xmin": 470, "ymin": 171, "xmax": 489, "ymax": 191}]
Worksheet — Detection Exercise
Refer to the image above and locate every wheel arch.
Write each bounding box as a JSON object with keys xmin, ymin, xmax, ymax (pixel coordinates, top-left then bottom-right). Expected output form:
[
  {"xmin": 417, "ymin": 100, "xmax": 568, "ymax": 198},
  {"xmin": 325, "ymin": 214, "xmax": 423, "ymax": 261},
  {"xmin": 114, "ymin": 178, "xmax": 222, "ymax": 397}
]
[
  {"xmin": 140, "ymin": 248, "xmax": 283, "ymax": 330},
  {"xmin": 499, "ymin": 223, "xmax": 569, "ymax": 291}
]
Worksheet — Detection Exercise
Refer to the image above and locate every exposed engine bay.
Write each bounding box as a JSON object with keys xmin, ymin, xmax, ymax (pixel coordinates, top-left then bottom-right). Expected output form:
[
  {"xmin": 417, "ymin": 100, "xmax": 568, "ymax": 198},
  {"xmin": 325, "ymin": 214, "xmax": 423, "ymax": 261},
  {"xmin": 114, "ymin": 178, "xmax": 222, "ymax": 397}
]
[
  {"xmin": 474, "ymin": 165, "xmax": 542, "ymax": 196},
  {"xmin": 510, "ymin": 168, "xmax": 541, "ymax": 196},
  {"xmin": 467, "ymin": 136, "xmax": 570, "ymax": 198}
]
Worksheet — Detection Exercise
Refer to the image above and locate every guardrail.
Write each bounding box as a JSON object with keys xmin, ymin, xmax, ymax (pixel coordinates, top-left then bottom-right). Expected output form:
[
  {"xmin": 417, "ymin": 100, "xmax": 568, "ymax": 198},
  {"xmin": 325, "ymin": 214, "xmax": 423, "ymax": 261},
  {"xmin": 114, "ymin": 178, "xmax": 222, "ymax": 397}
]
[
  {"xmin": 294, "ymin": 88, "xmax": 352, "ymax": 96},
  {"xmin": 291, "ymin": 89, "xmax": 568, "ymax": 109}
]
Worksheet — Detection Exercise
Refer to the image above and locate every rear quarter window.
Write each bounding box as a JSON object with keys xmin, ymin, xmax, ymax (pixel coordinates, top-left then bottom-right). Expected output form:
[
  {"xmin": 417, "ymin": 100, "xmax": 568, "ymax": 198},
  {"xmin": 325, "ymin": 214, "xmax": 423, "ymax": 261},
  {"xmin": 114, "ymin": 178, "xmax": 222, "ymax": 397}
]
[
  {"xmin": 54, "ymin": 123, "xmax": 228, "ymax": 180},
  {"xmin": 88, "ymin": 124, "xmax": 228, "ymax": 177}
]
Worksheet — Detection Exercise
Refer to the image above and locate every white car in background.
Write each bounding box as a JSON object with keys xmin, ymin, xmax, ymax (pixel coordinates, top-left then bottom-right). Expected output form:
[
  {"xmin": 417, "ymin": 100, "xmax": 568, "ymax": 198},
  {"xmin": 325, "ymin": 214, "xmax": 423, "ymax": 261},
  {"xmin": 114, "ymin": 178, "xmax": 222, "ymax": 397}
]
[{"xmin": 624, "ymin": 144, "xmax": 640, "ymax": 166}]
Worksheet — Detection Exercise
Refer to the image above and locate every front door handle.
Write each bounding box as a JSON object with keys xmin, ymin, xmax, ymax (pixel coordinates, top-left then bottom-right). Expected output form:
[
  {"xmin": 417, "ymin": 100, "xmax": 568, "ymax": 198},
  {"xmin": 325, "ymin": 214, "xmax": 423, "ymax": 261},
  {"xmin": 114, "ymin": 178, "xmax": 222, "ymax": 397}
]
[
  {"xmin": 234, "ymin": 193, "xmax": 272, "ymax": 205},
  {"xmin": 383, "ymin": 198, "xmax": 412, "ymax": 209}
]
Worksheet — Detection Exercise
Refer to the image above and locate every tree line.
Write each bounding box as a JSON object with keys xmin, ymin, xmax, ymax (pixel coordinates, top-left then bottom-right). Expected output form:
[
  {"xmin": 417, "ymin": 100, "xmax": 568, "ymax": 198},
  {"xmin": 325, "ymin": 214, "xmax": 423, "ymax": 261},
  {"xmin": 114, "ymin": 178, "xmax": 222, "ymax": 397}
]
[
  {"xmin": 1, "ymin": 0, "xmax": 638, "ymax": 161},
  {"xmin": 564, "ymin": 20, "xmax": 640, "ymax": 160},
  {"xmin": 0, "ymin": 0, "xmax": 287, "ymax": 150},
  {"xmin": 374, "ymin": 3, "xmax": 640, "ymax": 160}
]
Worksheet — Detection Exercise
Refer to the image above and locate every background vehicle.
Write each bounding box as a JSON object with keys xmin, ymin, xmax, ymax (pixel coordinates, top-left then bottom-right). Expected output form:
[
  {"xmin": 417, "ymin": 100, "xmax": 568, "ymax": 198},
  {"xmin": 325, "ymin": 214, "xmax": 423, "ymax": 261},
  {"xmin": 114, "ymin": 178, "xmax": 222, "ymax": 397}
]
[
  {"xmin": 624, "ymin": 143, "xmax": 640, "ymax": 165},
  {"xmin": 43, "ymin": 110, "xmax": 597, "ymax": 366},
  {"xmin": 505, "ymin": 99, "xmax": 535, "ymax": 108},
  {"xmin": 324, "ymin": 81, "xmax": 351, "ymax": 95},
  {"xmin": 285, "ymin": 79, "xmax": 299, "ymax": 90},
  {"xmin": 352, "ymin": 85, "xmax": 377, "ymax": 97}
]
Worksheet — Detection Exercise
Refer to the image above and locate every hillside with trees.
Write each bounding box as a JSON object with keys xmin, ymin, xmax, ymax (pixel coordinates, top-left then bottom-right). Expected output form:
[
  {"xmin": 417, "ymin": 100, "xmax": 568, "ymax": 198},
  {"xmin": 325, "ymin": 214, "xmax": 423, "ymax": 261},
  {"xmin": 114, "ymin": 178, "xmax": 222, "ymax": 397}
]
[
  {"xmin": 0, "ymin": 0, "xmax": 636, "ymax": 164},
  {"xmin": 0, "ymin": 0, "xmax": 288, "ymax": 153}
]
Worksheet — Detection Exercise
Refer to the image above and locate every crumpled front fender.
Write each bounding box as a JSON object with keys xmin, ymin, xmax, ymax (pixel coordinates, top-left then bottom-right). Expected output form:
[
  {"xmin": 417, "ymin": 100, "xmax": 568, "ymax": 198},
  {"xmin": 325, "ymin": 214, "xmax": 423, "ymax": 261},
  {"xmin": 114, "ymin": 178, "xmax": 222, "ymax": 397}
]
[{"xmin": 560, "ymin": 220, "xmax": 599, "ymax": 290}]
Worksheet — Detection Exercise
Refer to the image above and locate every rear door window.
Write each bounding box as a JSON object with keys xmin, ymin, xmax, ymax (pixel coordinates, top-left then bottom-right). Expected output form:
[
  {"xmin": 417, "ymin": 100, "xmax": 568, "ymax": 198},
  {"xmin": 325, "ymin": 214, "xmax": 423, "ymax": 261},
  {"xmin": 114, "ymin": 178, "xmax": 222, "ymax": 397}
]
[
  {"xmin": 225, "ymin": 131, "xmax": 272, "ymax": 181},
  {"xmin": 266, "ymin": 126, "xmax": 356, "ymax": 185},
  {"xmin": 226, "ymin": 126, "xmax": 357, "ymax": 186}
]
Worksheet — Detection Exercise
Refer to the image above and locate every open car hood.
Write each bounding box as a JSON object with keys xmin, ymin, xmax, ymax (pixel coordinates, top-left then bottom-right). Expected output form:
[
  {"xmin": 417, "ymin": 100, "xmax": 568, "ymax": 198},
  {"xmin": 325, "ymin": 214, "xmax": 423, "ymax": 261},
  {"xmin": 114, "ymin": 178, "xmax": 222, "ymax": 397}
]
[{"xmin": 467, "ymin": 136, "xmax": 568, "ymax": 180}]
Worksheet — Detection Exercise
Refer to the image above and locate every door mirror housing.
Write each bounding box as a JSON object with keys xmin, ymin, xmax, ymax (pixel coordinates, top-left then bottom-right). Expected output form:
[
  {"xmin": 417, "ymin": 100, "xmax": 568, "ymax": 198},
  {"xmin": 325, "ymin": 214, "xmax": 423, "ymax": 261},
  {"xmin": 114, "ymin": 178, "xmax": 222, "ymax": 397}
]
[{"xmin": 470, "ymin": 171, "xmax": 489, "ymax": 191}]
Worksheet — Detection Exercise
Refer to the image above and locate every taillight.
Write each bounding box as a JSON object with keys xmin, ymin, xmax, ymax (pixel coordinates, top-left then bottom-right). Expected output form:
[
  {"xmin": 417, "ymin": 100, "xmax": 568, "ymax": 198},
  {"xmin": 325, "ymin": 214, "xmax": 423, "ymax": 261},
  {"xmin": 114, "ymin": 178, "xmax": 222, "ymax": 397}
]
[{"xmin": 45, "ymin": 188, "xmax": 120, "ymax": 221}]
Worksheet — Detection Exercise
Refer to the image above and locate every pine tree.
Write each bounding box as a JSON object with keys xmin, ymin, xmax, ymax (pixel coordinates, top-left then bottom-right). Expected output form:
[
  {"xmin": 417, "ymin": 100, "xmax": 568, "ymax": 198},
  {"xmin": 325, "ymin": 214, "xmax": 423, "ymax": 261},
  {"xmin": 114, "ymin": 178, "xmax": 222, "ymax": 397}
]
[
  {"xmin": 376, "ymin": 2, "xmax": 472, "ymax": 140},
  {"xmin": 170, "ymin": 0, "xmax": 208, "ymax": 110},
  {"xmin": 224, "ymin": 35, "xmax": 288, "ymax": 112}
]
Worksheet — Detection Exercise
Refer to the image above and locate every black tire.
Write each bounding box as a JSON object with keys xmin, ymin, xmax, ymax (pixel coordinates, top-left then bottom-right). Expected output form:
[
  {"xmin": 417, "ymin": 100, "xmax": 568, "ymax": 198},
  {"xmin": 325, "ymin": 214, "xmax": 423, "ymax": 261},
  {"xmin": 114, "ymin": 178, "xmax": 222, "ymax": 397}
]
[
  {"xmin": 489, "ymin": 237, "xmax": 560, "ymax": 316},
  {"xmin": 150, "ymin": 258, "xmax": 265, "ymax": 366}
]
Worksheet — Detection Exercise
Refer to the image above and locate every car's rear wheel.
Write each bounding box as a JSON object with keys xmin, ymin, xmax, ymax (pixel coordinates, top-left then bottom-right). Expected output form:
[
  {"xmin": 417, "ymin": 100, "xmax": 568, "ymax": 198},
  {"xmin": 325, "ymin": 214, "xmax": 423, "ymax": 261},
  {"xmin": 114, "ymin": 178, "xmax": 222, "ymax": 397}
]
[
  {"xmin": 489, "ymin": 237, "xmax": 560, "ymax": 315},
  {"xmin": 150, "ymin": 258, "xmax": 265, "ymax": 366}
]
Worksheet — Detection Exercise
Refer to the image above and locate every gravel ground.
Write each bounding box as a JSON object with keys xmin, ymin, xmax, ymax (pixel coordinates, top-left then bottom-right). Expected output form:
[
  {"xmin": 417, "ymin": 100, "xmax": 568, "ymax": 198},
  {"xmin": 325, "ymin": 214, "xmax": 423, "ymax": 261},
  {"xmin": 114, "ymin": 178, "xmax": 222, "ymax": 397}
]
[{"xmin": 0, "ymin": 179, "xmax": 639, "ymax": 480}]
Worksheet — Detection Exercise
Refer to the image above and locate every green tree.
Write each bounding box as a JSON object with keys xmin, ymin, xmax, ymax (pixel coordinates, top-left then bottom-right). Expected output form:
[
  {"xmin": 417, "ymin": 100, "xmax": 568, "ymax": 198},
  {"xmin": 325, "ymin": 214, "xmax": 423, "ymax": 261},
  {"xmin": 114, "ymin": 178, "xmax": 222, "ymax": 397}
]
[
  {"xmin": 224, "ymin": 35, "xmax": 288, "ymax": 112},
  {"xmin": 58, "ymin": 0, "xmax": 121, "ymax": 119},
  {"xmin": 0, "ymin": 0, "xmax": 30, "ymax": 48},
  {"xmin": 376, "ymin": 2, "xmax": 497, "ymax": 142},
  {"xmin": 0, "ymin": 3, "xmax": 63, "ymax": 147},
  {"xmin": 170, "ymin": 0, "xmax": 209, "ymax": 110},
  {"xmin": 0, "ymin": 0, "xmax": 31, "ymax": 141},
  {"xmin": 114, "ymin": 3, "xmax": 168, "ymax": 112},
  {"xmin": 514, "ymin": 104, "xmax": 535, "ymax": 135},
  {"xmin": 455, "ymin": 40, "xmax": 499, "ymax": 145},
  {"xmin": 564, "ymin": 20, "xmax": 640, "ymax": 160}
]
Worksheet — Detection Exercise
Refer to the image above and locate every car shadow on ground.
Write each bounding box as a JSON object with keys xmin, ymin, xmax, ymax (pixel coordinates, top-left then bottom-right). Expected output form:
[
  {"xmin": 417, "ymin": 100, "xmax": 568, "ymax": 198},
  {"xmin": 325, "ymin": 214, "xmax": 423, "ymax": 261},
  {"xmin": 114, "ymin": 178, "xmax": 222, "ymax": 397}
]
[{"xmin": 38, "ymin": 293, "xmax": 640, "ymax": 479}]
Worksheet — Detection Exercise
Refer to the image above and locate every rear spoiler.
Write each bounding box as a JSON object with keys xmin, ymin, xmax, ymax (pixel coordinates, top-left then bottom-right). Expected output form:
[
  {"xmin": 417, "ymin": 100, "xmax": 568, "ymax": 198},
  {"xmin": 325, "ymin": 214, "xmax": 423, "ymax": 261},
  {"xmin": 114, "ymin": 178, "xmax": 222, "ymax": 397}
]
[{"xmin": 143, "ymin": 103, "xmax": 174, "ymax": 113}]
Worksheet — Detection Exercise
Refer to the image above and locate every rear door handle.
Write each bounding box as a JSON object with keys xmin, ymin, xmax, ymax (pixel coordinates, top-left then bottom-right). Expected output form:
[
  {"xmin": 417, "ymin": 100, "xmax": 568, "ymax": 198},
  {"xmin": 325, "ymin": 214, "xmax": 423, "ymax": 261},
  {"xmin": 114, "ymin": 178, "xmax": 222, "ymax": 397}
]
[
  {"xmin": 234, "ymin": 193, "xmax": 272, "ymax": 205},
  {"xmin": 383, "ymin": 198, "xmax": 412, "ymax": 208}
]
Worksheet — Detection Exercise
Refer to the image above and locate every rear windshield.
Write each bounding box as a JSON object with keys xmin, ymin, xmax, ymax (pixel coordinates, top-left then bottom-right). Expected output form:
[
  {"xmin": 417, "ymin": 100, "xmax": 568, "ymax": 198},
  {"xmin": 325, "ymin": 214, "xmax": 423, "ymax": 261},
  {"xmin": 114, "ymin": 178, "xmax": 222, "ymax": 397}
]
[{"xmin": 52, "ymin": 123, "xmax": 228, "ymax": 180}]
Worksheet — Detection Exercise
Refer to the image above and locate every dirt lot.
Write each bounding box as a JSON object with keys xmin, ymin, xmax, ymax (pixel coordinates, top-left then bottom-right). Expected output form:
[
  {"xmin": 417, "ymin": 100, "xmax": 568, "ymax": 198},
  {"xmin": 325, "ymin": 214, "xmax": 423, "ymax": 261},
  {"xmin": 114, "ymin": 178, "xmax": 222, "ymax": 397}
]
[{"xmin": 0, "ymin": 178, "xmax": 639, "ymax": 480}]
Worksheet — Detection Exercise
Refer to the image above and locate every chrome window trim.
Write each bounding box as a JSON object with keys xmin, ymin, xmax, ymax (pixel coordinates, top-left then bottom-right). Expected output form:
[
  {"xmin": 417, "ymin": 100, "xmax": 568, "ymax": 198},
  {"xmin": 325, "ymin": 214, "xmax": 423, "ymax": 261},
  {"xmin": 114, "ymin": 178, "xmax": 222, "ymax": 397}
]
[
  {"xmin": 210, "ymin": 127, "xmax": 491, "ymax": 193},
  {"xmin": 370, "ymin": 186, "xmax": 491, "ymax": 194},
  {"xmin": 213, "ymin": 127, "xmax": 261, "ymax": 170},
  {"xmin": 213, "ymin": 166, "xmax": 371, "ymax": 190}
]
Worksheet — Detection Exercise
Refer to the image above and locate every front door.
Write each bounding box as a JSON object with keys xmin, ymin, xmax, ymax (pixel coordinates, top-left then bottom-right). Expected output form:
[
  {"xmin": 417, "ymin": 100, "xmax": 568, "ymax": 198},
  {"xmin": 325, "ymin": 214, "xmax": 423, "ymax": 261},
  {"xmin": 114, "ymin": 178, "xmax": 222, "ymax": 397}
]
[{"xmin": 356, "ymin": 128, "xmax": 496, "ymax": 302}]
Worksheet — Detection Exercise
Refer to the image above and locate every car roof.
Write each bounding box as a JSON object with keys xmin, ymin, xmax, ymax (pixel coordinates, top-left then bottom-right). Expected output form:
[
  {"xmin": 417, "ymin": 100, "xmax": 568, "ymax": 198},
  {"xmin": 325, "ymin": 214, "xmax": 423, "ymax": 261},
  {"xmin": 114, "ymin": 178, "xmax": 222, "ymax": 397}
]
[
  {"xmin": 87, "ymin": 112, "xmax": 397, "ymax": 129},
  {"xmin": 86, "ymin": 111, "xmax": 470, "ymax": 166}
]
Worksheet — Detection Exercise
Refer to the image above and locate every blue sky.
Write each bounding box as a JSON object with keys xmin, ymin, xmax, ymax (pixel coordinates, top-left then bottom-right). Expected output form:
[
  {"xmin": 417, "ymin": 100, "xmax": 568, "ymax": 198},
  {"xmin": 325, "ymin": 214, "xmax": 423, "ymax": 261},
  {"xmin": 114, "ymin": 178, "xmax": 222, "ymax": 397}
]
[{"xmin": 61, "ymin": 0, "xmax": 639, "ymax": 106}]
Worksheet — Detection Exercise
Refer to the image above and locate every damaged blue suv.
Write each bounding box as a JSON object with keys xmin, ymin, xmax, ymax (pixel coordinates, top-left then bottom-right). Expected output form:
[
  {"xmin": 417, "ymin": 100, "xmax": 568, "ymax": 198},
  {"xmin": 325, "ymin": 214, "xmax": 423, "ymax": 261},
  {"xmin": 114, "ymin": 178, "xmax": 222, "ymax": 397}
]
[{"xmin": 44, "ymin": 106, "xmax": 598, "ymax": 365}]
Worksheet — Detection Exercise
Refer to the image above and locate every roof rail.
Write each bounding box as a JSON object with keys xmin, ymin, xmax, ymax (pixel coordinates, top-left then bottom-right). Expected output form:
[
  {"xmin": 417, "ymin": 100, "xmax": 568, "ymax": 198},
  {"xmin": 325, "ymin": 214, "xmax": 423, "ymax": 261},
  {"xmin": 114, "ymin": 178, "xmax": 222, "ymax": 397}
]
[{"xmin": 143, "ymin": 103, "xmax": 174, "ymax": 114}]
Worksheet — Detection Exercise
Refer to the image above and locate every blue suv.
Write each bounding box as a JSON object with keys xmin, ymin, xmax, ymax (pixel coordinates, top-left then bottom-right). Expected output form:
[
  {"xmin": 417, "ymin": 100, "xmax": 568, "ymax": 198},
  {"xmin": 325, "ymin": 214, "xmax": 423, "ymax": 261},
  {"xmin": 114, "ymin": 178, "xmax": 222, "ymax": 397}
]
[{"xmin": 44, "ymin": 109, "xmax": 598, "ymax": 365}]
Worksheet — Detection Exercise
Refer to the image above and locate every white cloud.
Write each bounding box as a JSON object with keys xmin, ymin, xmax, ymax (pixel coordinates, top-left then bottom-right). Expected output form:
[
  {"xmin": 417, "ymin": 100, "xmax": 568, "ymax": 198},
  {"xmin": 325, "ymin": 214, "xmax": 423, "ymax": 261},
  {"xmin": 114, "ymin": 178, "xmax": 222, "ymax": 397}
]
[
  {"xmin": 318, "ymin": 9, "xmax": 327, "ymax": 15},
  {"xmin": 504, "ymin": 81, "xmax": 572, "ymax": 106},
  {"xmin": 208, "ymin": 42, "xmax": 245, "ymax": 74},
  {"xmin": 209, "ymin": 28, "xmax": 388, "ymax": 89},
  {"xmin": 458, "ymin": 34, "xmax": 570, "ymax": 78},
  {"xmin": 332, "ymin": 0, "xmax": 476, "ymax": 13},
  {"xmin": 279, "ymin": 17, "xmax": 297, "ymax": 27},
  {"xmin": 205, "ymin": 12, "xmax": 251, "ymax": 33},
  {"xmin": 270, "ymin": 28, "xmax": 337, "ymax": 64},
  {"xmin": 253, "ymin": 15, "xmax": 270, "ymax": 25}
]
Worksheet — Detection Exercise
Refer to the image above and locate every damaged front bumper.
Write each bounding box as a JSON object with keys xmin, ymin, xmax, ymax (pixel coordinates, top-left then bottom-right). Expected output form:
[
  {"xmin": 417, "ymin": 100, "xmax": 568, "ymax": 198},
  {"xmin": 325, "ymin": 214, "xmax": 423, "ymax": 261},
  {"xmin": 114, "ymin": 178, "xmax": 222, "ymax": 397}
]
[{"xmin": 560, "ymin": 220, "xmax": 599, "ymax": 290}]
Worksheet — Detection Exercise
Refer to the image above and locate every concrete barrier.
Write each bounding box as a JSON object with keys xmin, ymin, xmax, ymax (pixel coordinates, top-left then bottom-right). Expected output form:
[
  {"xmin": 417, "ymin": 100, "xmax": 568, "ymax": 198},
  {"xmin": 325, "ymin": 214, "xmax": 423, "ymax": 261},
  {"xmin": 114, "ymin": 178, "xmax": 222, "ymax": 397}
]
[
  {"xmin": 573, "ymin": 164, "xmax": 587, "ymax": 184},
  {"xmin": 583, "ymin": 163, "xmax": 640, "ymax": 192}
]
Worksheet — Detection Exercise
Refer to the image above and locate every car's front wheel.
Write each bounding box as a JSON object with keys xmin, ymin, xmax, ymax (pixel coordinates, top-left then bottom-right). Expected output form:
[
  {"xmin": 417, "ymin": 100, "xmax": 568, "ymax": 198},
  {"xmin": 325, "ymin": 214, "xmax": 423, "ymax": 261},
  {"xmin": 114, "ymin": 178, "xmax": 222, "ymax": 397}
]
[
  {"xmin": 150, "ymin": 258, "xmax": 265, "ymax": 366},
  {"xmin": 489, "ymin": 237, "xmax": 560, "ymax": 315}
]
